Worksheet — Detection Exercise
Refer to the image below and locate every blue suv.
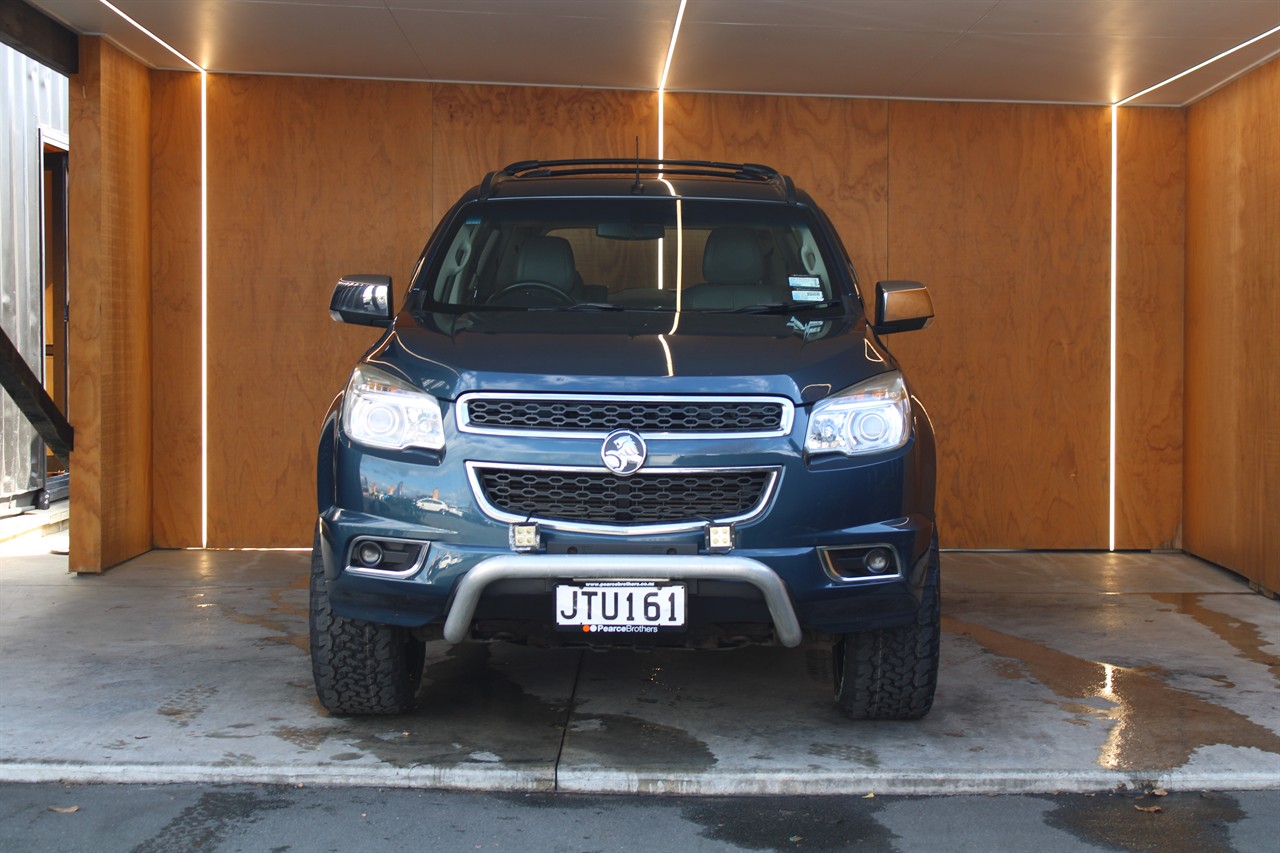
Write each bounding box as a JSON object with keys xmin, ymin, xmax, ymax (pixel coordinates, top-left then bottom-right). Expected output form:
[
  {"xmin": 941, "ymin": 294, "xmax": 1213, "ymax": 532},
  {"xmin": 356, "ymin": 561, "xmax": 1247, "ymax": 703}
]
[{"xmin": 313, "ymin": 160, "xmax": 938, "ymax": 719}]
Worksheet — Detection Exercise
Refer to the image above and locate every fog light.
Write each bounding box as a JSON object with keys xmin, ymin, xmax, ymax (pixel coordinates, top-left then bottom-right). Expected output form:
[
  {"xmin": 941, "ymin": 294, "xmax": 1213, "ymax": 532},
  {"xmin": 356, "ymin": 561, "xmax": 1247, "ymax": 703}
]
[
  {"xmin": 706, "ymin": 523, "xmax": 736, "ymax": 553},
  {"xmin": 819, "ymin": 544, "xmax": 900, "ymax": 583},
  {"xmin": 510, "ymin": 522, "xmax": 542, "ymax": 553},
  {"xmin": 345, "ymin": 538, "xmax": 429, "ymax": 577},
  {"xmin": 356, "ymin": 540, "xmax": 384, "ymax": 567},
  {"xmin": 864, "ymin": 547, "xmax": 892, "ymax": 574}
]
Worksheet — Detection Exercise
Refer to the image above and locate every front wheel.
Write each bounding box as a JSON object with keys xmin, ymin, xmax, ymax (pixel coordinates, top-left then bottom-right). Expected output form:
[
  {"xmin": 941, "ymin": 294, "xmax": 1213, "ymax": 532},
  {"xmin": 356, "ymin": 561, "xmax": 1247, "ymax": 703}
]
[
  {"xmin": 310, "ymin": 526, "xmax": 425, "ymax": 715},
  {"xmin": 832, "ymin": 541, "xmax": 940, "ymax": 720}
]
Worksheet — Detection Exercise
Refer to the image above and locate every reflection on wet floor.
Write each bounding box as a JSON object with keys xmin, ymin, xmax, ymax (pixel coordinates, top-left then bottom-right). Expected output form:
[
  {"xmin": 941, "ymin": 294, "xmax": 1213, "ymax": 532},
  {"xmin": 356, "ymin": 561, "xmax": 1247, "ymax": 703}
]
[
  {"xmin": 1149, "ymin": 593, "xmax": 1280, "ymax": 682},
  {"xmin": 943, "ymin": 615, "xmax": 1280, "ymax": 771}
]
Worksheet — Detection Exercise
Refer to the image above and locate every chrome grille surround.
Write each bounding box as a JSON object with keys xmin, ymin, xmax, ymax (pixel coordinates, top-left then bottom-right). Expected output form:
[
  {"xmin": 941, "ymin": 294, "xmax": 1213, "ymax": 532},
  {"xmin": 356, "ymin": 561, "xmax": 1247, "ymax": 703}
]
[
  {"xmin": 456, "ymin": 393, "xmax": 794, "ymax": 439},
  {"xmin": 466, "ymin": 462, "xmax": 781, "ymax": 535}
]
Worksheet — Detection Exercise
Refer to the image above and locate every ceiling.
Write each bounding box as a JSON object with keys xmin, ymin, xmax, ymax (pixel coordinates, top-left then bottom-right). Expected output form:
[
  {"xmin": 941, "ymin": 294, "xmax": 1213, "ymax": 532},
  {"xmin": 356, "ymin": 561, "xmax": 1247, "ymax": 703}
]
[{"xmin": 27, "ymin": 0, "xmax": 1280, "ymax": 106}]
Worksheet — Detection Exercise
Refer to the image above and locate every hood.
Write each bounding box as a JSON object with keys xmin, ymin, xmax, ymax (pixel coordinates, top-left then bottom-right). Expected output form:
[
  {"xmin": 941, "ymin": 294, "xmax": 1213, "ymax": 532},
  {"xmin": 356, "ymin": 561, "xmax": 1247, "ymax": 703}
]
[{"xmin": 363, "ymin": 310, "xmax": 894, "ymax": 404}]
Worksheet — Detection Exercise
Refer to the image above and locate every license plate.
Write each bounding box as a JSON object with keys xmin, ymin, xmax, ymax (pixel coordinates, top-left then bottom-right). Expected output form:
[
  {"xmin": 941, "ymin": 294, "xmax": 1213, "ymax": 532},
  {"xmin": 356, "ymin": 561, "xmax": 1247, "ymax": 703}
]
[{"xmin": 555, "ymin": 581, "xmax": 686, "ymax": 635}]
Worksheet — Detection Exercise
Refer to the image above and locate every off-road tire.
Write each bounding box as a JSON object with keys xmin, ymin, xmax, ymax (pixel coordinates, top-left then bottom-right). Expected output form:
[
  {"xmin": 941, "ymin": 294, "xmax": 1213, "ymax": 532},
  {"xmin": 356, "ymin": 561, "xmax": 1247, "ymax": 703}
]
[
  {"xmin": 310, "ymin": 527, "xmax": 425, "ymax": 715},
  {"xmin": 832, "ymin": 541, "xmax": 940, "ymax": 720}
]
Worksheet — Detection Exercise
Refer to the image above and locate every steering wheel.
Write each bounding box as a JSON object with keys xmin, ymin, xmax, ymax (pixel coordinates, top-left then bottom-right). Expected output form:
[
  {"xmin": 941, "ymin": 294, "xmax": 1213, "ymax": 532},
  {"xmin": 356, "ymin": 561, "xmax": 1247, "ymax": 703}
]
[{"xmin": 488, "ymin": 281, "xmax": 575, "ymax": 306}]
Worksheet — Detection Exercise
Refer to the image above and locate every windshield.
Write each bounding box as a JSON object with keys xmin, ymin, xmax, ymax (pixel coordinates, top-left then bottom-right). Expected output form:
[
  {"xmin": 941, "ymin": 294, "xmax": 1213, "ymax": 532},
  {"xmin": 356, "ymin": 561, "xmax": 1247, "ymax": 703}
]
[{"xmin": 413, "ymin": 198, "xmax": 851, "ymax": 316}]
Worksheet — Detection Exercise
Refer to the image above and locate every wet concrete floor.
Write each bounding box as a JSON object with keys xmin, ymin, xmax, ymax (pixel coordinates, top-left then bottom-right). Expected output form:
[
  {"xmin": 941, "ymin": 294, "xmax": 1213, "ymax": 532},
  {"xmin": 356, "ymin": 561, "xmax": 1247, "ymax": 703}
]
[{"xmin": 1, "ymin": 533, "xmax": 1276, "ymax": 795}]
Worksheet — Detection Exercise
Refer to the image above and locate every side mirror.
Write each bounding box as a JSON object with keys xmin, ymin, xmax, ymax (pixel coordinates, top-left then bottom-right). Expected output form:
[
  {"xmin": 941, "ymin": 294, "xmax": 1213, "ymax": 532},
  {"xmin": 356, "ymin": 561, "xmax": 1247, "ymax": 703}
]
[
  {"xmin": 330, "ymin": 275, "xmax": 393, "ymax": 327},
  {"xmin": 873, "ymin": 280, "xmax": 933, "ymax": 334}
]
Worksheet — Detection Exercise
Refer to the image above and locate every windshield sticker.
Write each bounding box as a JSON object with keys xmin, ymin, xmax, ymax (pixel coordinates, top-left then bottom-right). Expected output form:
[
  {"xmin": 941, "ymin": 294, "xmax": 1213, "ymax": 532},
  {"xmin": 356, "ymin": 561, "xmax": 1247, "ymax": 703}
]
[{"xmin": 789, "ymin": 275, "xmax": 824, "ymax": 301}]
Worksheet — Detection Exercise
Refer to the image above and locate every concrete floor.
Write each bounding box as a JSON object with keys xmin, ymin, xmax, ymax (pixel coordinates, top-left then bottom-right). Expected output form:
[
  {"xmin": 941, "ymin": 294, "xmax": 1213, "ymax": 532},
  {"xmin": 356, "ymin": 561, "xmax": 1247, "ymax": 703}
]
[{"xmin": 0, "ymin": 531, "xmax": 1276, "ymax": 796}]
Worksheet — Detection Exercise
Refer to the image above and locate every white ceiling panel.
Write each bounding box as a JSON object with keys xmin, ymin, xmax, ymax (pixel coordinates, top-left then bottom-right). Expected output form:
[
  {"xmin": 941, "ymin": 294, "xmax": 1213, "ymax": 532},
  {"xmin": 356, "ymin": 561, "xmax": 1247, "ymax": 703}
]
[
  {"xmin": 29, "ymin": 0, "xmax": 198, "ymax": 68},
  {"xmin": 970, "ymin": 0, "xmax": 1280, "ymax": 40},
  {"xmin": 24, "ymin": 0, "xmax": 1280, "ymax": 106},
  {"xmin": 162, "ymin": 4, "xmax": 420, "ymax": 78},
  {"xmin": 685, "ymin": 0, "xmax": 1003, "ymax": 31},
  {"xmin": 668, "ymin": 21, "xmax": 961, "ymax": 96},
  {"xmin": 1125, "ymin": 33, "xmax": 1280, "ymax": 104},
  {"xmin": 904, "ymin": 31, "xmax": 1255, "ymax": 104},
  {"xmin": 392, "ymin": 4, "xmax": 676, "ymax": 88}
]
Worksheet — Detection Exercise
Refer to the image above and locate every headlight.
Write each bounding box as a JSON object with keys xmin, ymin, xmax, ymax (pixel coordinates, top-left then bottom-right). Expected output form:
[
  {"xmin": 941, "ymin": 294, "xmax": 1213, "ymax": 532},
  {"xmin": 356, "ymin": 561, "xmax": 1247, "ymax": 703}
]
[
  {"xmin": 342, "ymin": 364, "xmax": 445, "ymax": 451},
  {"xmin": 804, "ymin": 371, "xmax": 911, "ymax": 457}
]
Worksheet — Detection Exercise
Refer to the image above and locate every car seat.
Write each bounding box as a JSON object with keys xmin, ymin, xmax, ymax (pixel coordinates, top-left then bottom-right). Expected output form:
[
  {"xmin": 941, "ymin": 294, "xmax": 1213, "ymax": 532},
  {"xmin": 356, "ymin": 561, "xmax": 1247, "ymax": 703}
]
[{"xmin": 682, "ymin": 227, "xmax": 775, "ymax": 310}]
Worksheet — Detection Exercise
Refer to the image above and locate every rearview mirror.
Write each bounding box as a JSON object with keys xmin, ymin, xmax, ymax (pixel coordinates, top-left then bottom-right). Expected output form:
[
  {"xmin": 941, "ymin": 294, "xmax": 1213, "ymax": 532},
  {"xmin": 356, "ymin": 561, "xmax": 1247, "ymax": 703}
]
[
  {"xmin": 873, "ymin": 280, "xmax": 933, "ymax": 334},
  {"xmin": 330, "ymin": 275, "xmax": 393, "ymax": 327}
]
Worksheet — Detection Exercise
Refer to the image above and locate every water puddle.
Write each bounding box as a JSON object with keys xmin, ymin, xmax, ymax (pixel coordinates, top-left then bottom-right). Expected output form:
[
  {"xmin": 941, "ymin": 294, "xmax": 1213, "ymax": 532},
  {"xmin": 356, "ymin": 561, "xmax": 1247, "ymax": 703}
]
[
  {"xmin": 1149, "ymin": 593, "xmax": 1280, "ymax": 682},
  {"xmin": 562, "ymin": 712, "xmax": 716, "ymax": 772},
  {"xmin": 943, "ymin": 616, "xmax": 1280, "ymax": 771},
  {"xmin": 294, "ymin": 644, "xmax": 575, "ymax": 769},
  {"xmin": 209, "ymin": 573, "xmax": 310, "ymax": 653}
]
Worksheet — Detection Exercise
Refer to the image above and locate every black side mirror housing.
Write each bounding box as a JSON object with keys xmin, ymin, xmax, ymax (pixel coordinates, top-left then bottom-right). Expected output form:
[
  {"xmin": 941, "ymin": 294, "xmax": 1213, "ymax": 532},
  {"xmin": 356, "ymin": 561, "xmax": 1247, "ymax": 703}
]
[
  {"xmin": 873, "ymin": 280, "xmax": 933, "ymax": 334},
  {"xmin": 330, "ymin": 275, "xmax": 393, "ymax": 327}
]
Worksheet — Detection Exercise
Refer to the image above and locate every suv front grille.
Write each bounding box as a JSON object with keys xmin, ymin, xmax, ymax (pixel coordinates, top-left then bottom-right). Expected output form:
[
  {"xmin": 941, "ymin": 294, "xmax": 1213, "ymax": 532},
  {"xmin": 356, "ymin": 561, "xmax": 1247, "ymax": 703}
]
[
  {"xmin": 469, "ymin": 465, "xmax": 777, "ymax": 531},
  {"xmin": 458, "ymin": 394, "xmax": 792, "ymax": 437}
]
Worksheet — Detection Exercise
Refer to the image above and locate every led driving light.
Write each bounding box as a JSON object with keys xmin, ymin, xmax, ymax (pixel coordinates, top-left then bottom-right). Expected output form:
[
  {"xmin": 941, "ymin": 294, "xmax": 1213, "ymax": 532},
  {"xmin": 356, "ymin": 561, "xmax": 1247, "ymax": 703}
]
[
  {"xmin": 342, "ymin": 364, "xmax": 445, "ymax": 451},
  {"xmin": 706, "ymin": 523, "xmax": 736, "ymax": 553},
  {"xmin": 804, "ymin": 371, "xmax": 911, "ymax": 457},
  {"xmin": 509, "ymin": 523, "xmax": 542, "ymax": 553}
]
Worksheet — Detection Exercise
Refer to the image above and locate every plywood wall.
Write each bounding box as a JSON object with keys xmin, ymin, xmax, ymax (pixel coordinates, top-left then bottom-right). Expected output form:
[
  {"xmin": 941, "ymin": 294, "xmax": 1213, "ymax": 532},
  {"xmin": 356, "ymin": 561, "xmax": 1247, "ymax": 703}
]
[
  {"xmin": 150, "ymin": 71, "xmax": 202, "ymax": 548},
  {"xmin": 119, "ymin": 77, "xmax": 1203, "ymax": 555},
  {"xmin": 193, "ymin": 79, "xmax": 660, "ymax": 547},
  {"xmin": 67, "ymin": 38, "xmax": 152, "ymax": 572},
  {"xmin": 143, "ymin": 78, "xmax": 1190, "ymax": 551},
  {"xmin": 885, "ymin": 103, "xmax": 1112, "ymax": 549},
  {"xmin": 62, "ymin": 55, "xmax": 1269, "ymax": 564},
  {"xmin": 432, "ymin": 85, "xmax": 657, "ymax": 224},
  {"xmin": 665, "ymin": 96, "xmax": 1184, "ymax": 551},
  {"xmin": 1116, "ymin": 107, "xmax": 1185, "ymax": 551},
  {"xmin": 204, "ymin": 76, "xmax": 435, "ymax": 547},
  {"xmin": 1186, "ymin": 57, "xmax": 1280, "ymax": 593},
  {"xmin": 663, "ymin": 93, "xmax": 889, "ymax": 286}
]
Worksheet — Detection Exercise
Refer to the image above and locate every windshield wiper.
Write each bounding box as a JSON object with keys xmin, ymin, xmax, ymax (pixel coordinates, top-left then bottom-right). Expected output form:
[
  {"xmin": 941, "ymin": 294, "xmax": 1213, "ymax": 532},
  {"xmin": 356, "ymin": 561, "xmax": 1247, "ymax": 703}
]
[
  {"xmin": 702, "ymin": 299, "xmax": 843, "ymax": 314},
  {"xmin": 530, "ymin": 302, "xmax": 626, "ymax": 311}
]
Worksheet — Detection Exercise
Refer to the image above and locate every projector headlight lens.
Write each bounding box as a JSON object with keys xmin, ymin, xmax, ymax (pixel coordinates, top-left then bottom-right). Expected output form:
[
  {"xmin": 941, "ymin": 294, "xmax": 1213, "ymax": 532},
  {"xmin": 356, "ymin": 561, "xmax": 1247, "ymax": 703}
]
[
  {"xmin": 805, "ymin": 371, "xmax": 910, "ymax": 457},
  {"xmin": 342, "ymin": 364, "xmax": 445, "ymax": 451}
]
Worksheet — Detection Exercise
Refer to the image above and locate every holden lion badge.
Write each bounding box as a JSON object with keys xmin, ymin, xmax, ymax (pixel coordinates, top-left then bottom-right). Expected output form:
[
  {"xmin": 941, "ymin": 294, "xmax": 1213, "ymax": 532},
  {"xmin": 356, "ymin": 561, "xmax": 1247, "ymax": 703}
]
[{"xmin": 601, "ymin": 429, "xmax": 647, "ymax": 476}]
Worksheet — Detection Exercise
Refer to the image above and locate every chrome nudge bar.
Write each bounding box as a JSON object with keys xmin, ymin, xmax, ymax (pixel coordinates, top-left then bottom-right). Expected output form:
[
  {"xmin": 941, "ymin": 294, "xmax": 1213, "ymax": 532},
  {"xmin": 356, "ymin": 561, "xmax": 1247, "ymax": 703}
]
[{"xmin": 442, "ymin": 554, "xmax": 802, "ymax": 647}]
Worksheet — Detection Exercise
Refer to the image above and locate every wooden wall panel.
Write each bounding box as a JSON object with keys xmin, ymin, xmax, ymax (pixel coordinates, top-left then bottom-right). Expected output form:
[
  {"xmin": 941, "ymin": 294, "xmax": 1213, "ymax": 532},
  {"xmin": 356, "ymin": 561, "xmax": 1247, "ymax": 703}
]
[
  {"xmin": 149, "ymin": 71, "xmax": 202, "ymax": 548},
  {"xmin": 1186, "ymin": 57, "xmax": 1280, "ymax": 592},
  {"xmin": 1115, "ymin": 107, "xmax": 1185, "ymax": 550},
  {"xmin": 67, "ymin": 38, "xmax": 152, "ymax": 571},
  {"xmin": 663, "ymin": 93, "xmax": 889, "ymax": 286},
  {"xmin": 431, "ymin": 85, "xmax": 656, "ymax": 222},
  {"xmin": 206, "ymin": 76, "xmax": 433, "ymax": 547},
  {"xmin": 143, "ymin": 79, "xmax": 1201, "ymax": 554},
  {"xmin": 886, "ymin": 102, "xmax": 1111, "ymax": 549}
]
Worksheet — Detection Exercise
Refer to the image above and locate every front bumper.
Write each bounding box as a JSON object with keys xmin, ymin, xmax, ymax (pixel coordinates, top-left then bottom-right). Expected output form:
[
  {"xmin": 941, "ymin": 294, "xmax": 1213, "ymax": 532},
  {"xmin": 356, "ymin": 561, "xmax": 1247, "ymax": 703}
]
[
  {"xmin": 442, "ymin": 553, "xmax": 802, "ymax": 645},
  {"xmin": 316, "ymin": 397, "xmax": 937, "ymax": 642},
  {"xmin": 318, "ymin": 508, "xmax": 934, "ymax": 643}
]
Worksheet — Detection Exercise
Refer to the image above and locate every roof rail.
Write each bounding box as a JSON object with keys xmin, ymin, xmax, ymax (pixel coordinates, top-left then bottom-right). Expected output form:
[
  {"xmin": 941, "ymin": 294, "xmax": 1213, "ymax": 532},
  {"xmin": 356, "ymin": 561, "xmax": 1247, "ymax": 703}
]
[{"xmin": 479, "ymin": 158, "xmax": 794, "ymax": 202}]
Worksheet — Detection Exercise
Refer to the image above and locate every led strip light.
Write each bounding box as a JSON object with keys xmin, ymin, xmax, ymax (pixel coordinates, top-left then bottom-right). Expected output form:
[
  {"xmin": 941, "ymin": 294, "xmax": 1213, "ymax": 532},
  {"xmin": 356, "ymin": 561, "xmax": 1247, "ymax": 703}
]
[
  {"xmin": 657, "ymin": 0, "xmax": 688, "ymax": 160},
  {"xmin": 1108, "ymin": 103, "xmax": 1118, "ymax": 552},
  {"xmin": 1106, "ymin": 23, "xmax": 1280, "ymax": 551},
  {"xmin": 96, "ymin": 2, "xmax": 208, "ymax": 547}
]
